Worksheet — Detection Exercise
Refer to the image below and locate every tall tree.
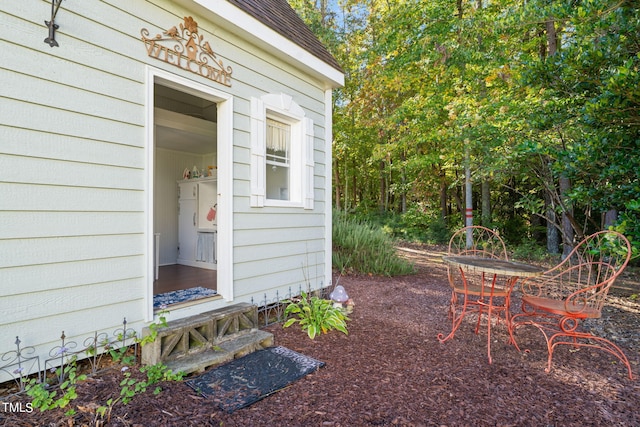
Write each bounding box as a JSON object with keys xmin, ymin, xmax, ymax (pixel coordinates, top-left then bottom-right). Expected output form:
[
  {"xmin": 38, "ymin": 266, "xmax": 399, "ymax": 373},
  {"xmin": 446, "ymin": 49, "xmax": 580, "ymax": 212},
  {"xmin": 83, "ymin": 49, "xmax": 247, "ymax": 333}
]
[{"xmin": 291, "ymin": 0, "xmax": 640, "ymax": 253}]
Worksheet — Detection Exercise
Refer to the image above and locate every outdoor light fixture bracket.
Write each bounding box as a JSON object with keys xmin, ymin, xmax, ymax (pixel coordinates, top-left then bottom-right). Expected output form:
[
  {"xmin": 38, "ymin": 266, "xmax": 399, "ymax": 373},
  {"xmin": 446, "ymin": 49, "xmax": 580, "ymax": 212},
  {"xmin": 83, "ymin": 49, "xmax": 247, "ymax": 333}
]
[{"xmin": 44, "ymin": 0, "xmax": 63, "ymax": 47}]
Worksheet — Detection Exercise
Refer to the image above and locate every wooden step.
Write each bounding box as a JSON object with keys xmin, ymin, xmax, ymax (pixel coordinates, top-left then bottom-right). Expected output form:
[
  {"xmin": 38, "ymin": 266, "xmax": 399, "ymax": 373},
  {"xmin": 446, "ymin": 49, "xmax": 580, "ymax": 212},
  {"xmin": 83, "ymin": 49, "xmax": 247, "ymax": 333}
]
[
  {"xmin": 164, "ymin": 329, "xmax": 273, "ymax": 374},
  {"xmin": 141, "ymin": 303, "xmax": 274, "ymax": 374}
]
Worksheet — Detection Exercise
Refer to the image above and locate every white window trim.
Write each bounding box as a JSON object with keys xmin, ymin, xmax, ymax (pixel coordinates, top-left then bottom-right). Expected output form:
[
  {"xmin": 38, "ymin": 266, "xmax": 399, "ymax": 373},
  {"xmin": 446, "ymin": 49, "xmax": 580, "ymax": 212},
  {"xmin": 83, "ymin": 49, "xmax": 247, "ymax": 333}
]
[{"xmin": 250, "ymin": 93, "xmax": 314, "ymax": 209}]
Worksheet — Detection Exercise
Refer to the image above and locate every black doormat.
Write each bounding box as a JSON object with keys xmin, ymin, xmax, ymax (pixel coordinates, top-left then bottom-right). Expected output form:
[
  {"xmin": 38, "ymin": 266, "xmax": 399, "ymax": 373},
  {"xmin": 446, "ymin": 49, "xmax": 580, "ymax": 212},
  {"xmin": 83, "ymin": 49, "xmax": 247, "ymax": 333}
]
[{"xmin": 185, "ymin": 346, "xmax": 325, "ymax": 413}]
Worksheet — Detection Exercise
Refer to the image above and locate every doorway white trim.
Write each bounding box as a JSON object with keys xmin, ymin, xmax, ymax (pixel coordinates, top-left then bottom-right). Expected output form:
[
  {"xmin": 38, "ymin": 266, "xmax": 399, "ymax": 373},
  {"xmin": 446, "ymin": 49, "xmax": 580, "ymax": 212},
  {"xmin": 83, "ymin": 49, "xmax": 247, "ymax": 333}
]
[{"xmin": 145, "ymin": 66, "xmax": 234, "ymax": 321}]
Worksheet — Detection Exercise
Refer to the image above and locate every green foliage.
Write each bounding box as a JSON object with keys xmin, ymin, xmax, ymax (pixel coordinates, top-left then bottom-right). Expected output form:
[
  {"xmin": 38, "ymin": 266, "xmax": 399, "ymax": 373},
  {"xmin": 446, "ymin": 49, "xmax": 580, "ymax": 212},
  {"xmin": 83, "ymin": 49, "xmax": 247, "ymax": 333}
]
[
  {"xmin": 426, "ymin": 218, "xmax": 451, "ymax": 245},
  {"xmin": 119, "ymin": 363, "xmax": 184, "ymax": 405},
  {"xmin": 24, "ymin": 356, "xmax": 87, "ymax": 416},
  {"xmin": 137, "ymin": 308, "xmax": 169, "ymax": 347},
  {"xmin": 108, "ymin": 345, "xmax": 135, "ymax": 366},
  {"xmin": 333, "ymin": 210, "xmax": 414, "ymax": 276},
  {"xmin": 614, "ymin": 200, "xmax": 640, "ymax": 257},
  {"xmin": 24, "ymin": 310, "xmax": 184, "ymax": 419},
  {"xmin": 95, "ymin": 398, "xmax": 117, "ymax": 424},
  {"xmin": 351, "ymin": 207, "xmax": 451, "ymax": 244},
  {"xmin": 291, "ymin": 0, "xmax": 639, "ymax": 254},
  {"xmin": 509, "ymin": 239, "xmax": 555, "ymax": 264},
  {"xmin": 283, "ymin": 291, "xmax": 349, "ymax": 339}
]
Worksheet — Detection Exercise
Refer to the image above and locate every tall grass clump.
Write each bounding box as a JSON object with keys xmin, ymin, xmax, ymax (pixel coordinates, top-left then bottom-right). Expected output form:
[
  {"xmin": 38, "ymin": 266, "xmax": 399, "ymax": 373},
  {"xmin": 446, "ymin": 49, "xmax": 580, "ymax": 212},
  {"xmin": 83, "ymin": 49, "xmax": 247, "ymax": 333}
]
[{"xmin": 333, "ymin": 210, "xmax": 414, "ymax": 276}]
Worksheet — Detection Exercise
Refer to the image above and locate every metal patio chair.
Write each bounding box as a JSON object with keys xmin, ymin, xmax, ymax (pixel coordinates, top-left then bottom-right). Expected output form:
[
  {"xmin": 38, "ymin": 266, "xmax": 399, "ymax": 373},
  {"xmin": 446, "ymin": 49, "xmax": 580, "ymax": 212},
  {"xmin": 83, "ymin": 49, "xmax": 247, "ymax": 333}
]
[
  {"xmin": 509, "ymin": 230, "xmax": 633, "ymax": 379},
  {"xmin": 438, "ymin": 226, "xmax": 510, "ymax": 349}
]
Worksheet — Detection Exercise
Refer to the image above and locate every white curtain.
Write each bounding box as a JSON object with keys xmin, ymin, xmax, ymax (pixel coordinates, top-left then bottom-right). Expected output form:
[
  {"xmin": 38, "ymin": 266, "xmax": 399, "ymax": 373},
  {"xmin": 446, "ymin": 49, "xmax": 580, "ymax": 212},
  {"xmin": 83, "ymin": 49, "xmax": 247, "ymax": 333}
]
[
  {"xmin": 266, "ymin": 118, "xmax": 290, "ymax": 153},
  {"xmin": 196, "ymin": 231, "xmax": 216, "ymax": 263}
]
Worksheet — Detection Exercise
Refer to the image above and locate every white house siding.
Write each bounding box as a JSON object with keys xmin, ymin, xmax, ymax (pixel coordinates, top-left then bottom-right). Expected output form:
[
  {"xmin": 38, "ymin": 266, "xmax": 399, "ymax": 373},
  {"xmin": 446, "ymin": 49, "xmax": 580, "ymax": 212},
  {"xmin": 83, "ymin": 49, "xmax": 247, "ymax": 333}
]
[
  {"xmin": 0, "ymin": 0, "xmax": 336, "ymax": 382},
  {"xmin": 1, "ymin": 1, "xmax": 149, "ymax": 382}
]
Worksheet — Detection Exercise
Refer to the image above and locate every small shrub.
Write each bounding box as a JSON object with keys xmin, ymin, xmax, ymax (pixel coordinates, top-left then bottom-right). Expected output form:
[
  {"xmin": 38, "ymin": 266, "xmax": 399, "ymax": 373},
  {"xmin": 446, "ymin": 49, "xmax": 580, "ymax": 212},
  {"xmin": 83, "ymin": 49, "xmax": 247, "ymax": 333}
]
[
  {"xmin": 510, "ymin": 239, "xmax": 555, "ymax": 263},
  {"xmin": 333, "ymin": 210, "xmax": 414, "ymax": 276},
  {"xmin": 283, "ymin": 291, "xmax": 349, "ymax": 339},
  {"xmin": 426, "ymin": 217, "xmax": 450, "ymax": 244}
]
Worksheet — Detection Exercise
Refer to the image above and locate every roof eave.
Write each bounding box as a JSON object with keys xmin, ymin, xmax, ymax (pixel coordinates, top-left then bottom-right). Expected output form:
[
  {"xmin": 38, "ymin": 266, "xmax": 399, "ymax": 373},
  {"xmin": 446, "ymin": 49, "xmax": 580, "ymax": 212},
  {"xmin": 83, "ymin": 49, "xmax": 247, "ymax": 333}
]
[{"xmin": 178, "ymin": 0, "xmax": 344, "ymax": 89}]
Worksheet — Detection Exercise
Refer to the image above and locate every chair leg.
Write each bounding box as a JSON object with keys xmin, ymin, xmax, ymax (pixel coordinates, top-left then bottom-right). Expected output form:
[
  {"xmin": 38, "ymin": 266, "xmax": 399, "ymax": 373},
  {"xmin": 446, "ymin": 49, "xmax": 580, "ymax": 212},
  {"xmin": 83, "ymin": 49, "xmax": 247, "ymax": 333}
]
[
  {"xmin": 474, "ymin": 303, "xmax": 484, "ymax": 334},
  {"xmin": 437, "ymin": 292, "xmax": 467, "ymax": 343},
  {"xmin": 447, "ymin": 292, "xmax": 458, "ymax": 320},
  {"xmin": 510, "ymin": 311, "xmax": 633, "ymax": 380},
  {"xmin": 508, "ymin": 303, "xmax": 544, "ymax": 351},
  {"xmin": 486, "ymin": 298, "xmax": 493, "ymax": 364},
  {"xmin": 547, "ymin": 331, "xmax": 634, "ymax": 380},
  {"xmin": 508, "ymin": 311, "xmax": 530, "ymax": 351}
]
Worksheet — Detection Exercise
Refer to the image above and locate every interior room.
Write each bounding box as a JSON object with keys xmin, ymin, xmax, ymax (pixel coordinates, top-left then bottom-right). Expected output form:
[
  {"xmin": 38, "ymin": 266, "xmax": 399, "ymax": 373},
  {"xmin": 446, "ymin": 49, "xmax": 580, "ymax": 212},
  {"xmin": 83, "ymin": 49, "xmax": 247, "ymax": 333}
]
[{"xmin": 153, "ymin": 84, "xmax": 218, "ymax": 297}]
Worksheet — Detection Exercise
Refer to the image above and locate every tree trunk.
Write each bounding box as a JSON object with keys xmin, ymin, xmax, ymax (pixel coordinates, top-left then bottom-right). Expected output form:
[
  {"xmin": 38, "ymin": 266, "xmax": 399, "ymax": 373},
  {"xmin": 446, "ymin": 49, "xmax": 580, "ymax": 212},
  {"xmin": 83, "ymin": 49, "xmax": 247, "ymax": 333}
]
[
  {"xmin": 560, "ymin": 176, "xmax": 574, "ymax": 259},
  {"xmin": 481, "ymin": 180, "xmax": 491, "ymax": 226},
  {"xmin": 545, "ymin": 191, "xmax": 559, "ymax": 254},
  {"xmin": 544, "ymin": 17, "xmax": 571, "ymax": 255},
  {"xmin": 351, "ymin": 159, "xmax": 357, "ymax": 210},
  {"xmin": 439, "ymin": 167, "xmax": 447, "ymax": 221},
  {"xmin": 453, "ymin": 183, "xmax": 464, "ymax": 222},
  {"xmin": 334, "ymin": 159, "xmax": 341, "ymax": 210},
  {"xmin": 465, "ymin": 149, "xmax": 473, "ymax": 228},
  {"xmin": 379, "ymin": 160, "xmax": 385, "ymax": 212},
  {"xmin": 603, "ymin": 209, "xmax": 618, "ymax": 229},
  {"xmin": 401, "ymin": 152, "xmax": 407, "ymax": 214},
  {"xmin": 545, "ymin": 20, "xmax": 558, "ymax": 59}
]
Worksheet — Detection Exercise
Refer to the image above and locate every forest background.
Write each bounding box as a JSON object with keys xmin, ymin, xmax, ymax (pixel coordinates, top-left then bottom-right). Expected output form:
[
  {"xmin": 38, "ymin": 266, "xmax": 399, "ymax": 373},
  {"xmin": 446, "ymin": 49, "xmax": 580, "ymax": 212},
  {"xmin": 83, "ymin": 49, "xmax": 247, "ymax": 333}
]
[{"xmin": 288, "ymin": 0, "xmax": 640, "ymax": 259}]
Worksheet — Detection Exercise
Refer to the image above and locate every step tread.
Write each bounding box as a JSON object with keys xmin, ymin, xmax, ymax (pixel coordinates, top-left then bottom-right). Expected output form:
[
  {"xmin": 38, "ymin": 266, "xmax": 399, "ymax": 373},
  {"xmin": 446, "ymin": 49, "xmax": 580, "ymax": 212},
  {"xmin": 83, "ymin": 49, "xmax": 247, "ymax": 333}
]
[{"xmin": 164, "ymin": 329, "xmax": 274, "ymax": 374}]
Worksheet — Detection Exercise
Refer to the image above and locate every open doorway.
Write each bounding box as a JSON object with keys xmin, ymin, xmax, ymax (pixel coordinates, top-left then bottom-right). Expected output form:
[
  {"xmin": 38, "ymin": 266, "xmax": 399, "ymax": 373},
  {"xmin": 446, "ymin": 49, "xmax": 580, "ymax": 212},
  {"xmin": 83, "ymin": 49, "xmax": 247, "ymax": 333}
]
[{"xmin": 153, "ymin": 83, "xmax": 219, "ymax": 302}]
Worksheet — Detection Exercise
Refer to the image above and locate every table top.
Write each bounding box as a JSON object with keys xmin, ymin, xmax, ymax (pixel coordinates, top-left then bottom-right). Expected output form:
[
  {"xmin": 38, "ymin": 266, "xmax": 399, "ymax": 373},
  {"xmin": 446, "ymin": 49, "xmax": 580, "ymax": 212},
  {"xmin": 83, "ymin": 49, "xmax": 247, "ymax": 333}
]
[{"xmin": 442, "ymin": 256, "xmax": 545, "ymax": 277}]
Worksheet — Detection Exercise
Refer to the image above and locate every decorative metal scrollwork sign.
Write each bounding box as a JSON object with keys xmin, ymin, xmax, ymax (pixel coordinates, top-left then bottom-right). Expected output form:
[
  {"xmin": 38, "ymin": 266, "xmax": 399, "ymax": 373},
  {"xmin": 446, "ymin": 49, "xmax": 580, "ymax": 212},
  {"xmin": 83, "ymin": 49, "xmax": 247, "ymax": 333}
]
[{"xmin": 141, "ymin": 17, "xmax": 232, "ymax": 87}]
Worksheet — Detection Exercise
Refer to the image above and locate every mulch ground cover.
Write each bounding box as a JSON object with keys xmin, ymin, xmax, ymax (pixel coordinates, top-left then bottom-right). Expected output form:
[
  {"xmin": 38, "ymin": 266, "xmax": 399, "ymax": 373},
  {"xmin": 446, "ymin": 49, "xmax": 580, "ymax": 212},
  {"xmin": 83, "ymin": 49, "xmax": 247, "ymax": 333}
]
[{"xmin": 2, "ymin": 244, "xmax": 639, "ymax": 426}]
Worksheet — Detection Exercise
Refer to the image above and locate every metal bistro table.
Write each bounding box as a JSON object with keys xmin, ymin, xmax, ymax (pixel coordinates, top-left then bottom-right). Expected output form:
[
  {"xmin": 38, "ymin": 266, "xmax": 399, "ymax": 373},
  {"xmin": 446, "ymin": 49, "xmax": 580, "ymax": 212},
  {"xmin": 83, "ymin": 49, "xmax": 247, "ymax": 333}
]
[{"xmin": 440, "ymin": 255, "xmax": 545, "ymax": 363}]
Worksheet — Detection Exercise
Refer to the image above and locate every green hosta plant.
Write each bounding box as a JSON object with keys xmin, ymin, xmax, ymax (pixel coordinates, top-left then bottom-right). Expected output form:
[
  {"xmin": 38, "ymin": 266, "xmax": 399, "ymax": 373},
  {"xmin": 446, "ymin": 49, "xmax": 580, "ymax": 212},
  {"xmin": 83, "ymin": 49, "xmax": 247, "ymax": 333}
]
[{"xmin": 283, "ymin": 291, "xmax": 349, "ymax": 339}]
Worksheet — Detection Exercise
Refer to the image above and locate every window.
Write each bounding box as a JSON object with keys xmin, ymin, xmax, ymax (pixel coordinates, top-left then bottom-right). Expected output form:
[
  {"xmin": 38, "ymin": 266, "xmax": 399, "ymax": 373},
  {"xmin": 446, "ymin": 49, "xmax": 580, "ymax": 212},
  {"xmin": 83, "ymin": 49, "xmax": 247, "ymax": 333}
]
[
  {"xmin": 250, "ymin": 94, "xmax": 314, "ymax": 208},
  {"xmin": 266, "ymin": 118, "xmax": 291, "ymax": 200}
]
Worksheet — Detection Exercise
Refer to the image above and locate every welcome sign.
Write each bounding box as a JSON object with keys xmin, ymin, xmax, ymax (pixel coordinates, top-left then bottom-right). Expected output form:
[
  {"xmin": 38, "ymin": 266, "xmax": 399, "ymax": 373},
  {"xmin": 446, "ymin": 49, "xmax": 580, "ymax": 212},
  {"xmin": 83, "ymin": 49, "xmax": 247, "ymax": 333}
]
[{"xmin": 141, "ymin": 16, "xmax": 232, "ymax": 87}]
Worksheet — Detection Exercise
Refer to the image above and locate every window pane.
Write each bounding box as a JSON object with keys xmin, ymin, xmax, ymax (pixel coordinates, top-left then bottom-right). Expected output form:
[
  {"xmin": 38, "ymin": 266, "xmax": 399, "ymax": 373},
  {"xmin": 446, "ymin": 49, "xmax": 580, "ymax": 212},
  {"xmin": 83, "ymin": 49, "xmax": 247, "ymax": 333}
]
[
  {"xmin": 266, "ymin": 163, "xmax": 289, "ymax": 200},
  {"xmin": 266, "ymin": 118, "xmax": 290, "ymax": 200},
  {"xmin": 266, "ymin": 119, "xmax": 290, "ymax": 153}
]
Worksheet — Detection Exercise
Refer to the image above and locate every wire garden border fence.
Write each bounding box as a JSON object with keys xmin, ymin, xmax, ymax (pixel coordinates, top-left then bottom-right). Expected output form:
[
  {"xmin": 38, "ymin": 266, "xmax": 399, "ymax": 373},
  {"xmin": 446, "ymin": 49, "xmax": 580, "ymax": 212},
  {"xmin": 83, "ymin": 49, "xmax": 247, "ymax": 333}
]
[
  {"xmin": 252, "ymin": 284, "xmax": 331, "ymax": 328},
  {"xmin": 1, "ymin": 318, "xmax": 137, "ymax": 396},
  {"xmin": 1, "ymin": 283, "xmax": 331, "ymax": 397}
]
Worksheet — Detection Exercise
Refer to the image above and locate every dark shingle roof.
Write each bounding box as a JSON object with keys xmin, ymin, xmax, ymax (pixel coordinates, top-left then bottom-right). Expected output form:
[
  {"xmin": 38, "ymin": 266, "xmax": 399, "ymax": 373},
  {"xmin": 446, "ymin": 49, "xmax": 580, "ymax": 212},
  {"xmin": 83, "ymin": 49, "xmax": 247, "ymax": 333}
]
[{"xmin": 228, "ymin": 0, "xmax": 342, "ymax": 72}]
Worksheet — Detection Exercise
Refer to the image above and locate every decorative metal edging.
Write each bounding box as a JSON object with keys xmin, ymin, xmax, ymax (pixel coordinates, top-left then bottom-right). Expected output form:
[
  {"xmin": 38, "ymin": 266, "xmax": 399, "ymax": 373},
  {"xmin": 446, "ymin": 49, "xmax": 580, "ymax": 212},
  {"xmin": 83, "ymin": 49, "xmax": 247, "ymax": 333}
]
[
  {"xmin": 253, "ymin": 283, "xmax": 332, "ymax": 328},
  {"xmin": 0, "ymin": 337, "xmax": 41, "ymax": 393},
  {"xmin": 0, "ymin": 318, "xmax": 138, "ymax": 397}
]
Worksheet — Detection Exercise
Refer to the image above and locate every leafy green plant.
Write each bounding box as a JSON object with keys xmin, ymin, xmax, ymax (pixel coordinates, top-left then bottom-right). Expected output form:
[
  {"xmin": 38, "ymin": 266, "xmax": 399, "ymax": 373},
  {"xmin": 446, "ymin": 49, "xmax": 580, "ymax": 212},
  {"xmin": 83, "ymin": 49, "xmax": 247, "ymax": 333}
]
[
  {"xmin": 119, "ymin": 363, "xmax": 184, "ymax": 404},
  {"xmin": 137, "ymin": 307, "xmax": 170, "ymax": 347},
  {"xmin": 96, "ymin": 397, "xmax": 118, "ymax": 424},
  {"xmin": 24, "ymin": 356, "xmax": 87, "ymax": 416},
  {"xmin": 510, "ymin": 238, "xmax": 555, "ymax": 263},
  {"xmin": 107, "ymin": 338, "xmax": 136, "ymax": 365},
  {"xmin": 283, "ymin": 291, "xmax": 349, "ymax": 339},
  {"xmin": 21, "ymin": 310, "xmax": 183, "ymax": 420},
  {"xmin": 333, "ymin": 210, "xmax": 414, "ymax": 276}
]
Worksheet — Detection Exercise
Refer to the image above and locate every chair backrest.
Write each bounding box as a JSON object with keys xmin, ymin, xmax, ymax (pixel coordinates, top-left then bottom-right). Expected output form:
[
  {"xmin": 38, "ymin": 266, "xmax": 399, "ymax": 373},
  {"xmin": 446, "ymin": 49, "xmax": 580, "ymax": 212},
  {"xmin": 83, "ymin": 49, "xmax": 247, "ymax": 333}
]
[
  {"xmin": 522, "ymin": 230, "xmax": 632, "ymax": 314},
  {"xmin": 447, "ymin": 226, "xmax": 508, "ymax": 290},
  {"xmin": 448, "ymin": 226, "xmax": 508, "ymax": 259}
]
